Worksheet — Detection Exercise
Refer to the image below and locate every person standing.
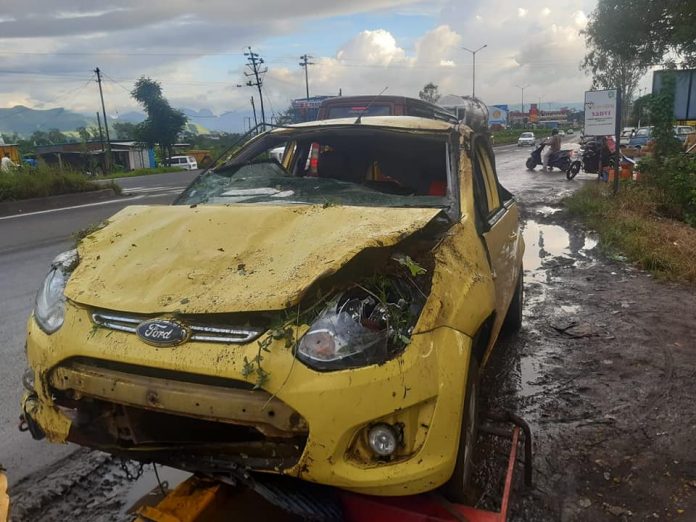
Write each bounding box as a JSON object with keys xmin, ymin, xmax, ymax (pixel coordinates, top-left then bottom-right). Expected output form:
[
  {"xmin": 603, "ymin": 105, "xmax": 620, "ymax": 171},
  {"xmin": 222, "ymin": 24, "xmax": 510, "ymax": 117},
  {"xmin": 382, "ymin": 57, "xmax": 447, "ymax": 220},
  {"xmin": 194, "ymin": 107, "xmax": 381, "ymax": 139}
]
[
  {"xmin": 542, "ymin": 128, "xmax": 562, "ymax": 171},
  {"xmin": 1, "ymin": 153, "xmax": 18, "ymax": 173}
]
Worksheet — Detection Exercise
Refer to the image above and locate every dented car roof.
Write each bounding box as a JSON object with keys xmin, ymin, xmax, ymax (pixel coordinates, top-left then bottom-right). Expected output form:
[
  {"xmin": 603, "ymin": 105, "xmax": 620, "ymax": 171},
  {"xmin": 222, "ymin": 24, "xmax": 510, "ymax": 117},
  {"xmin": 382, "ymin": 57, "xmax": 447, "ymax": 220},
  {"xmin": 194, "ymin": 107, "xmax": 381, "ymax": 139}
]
[{"xmin": 271, "ymin": 115, "xmax": 460, "ymax": 133}]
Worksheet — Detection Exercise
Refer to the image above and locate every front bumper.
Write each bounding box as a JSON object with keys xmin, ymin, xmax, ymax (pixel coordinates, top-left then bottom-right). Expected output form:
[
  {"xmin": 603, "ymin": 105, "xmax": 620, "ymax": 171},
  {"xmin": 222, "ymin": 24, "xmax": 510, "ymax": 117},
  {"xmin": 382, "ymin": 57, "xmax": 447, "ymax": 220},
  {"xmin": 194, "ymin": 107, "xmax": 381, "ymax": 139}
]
[{"xmin": 24, "ymin": 303, "xmax": 474, "ymax": 496}]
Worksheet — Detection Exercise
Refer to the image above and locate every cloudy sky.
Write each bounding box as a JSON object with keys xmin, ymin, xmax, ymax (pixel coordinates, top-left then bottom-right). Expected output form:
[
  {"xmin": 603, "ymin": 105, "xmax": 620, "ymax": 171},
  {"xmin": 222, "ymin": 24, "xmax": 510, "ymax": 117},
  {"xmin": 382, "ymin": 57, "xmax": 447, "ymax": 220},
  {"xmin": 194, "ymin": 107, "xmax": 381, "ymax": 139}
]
[{"xmin": 0, "ymin": 0, "xmax": 653, "ymax": 121}]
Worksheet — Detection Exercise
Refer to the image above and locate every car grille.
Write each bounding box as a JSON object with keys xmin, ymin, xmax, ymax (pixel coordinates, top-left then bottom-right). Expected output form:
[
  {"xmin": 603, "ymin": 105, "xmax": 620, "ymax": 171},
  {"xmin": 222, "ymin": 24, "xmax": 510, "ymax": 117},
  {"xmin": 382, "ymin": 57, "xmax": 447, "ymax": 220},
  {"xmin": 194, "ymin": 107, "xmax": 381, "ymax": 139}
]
[{"xmin": 91, "ymin": 311, "xmax": 264, "ymax": 344}]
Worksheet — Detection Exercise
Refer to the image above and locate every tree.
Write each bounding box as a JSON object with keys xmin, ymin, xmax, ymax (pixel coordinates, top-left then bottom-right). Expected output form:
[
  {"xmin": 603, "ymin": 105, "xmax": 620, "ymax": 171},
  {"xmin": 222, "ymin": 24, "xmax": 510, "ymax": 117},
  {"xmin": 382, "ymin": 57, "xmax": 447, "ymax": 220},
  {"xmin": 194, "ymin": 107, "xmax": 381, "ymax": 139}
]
[
  {"xmin": 112, "ymin": 122, "xmax": 138, "ymax": 140},
  {"xmin": 130, "ymin": 77, "xmax": 187, "ymax": 164},
  {"xmin": 47, "ymin": 128, "xmax": 69, "ymax": 144},
  {"xmin": 630, "ymin": 94, "xmax": 653, "ymax": 126},
  {"xmin": 650, "ymin": 74, "xmax": 681, "ymax": 158},
  {"xmin": 582, "ymin": 4, "xmax": 647, "ymax": 124},
  {"xmin": 419, "ymin": 83, "xmax": 440, "ymax": 104}
]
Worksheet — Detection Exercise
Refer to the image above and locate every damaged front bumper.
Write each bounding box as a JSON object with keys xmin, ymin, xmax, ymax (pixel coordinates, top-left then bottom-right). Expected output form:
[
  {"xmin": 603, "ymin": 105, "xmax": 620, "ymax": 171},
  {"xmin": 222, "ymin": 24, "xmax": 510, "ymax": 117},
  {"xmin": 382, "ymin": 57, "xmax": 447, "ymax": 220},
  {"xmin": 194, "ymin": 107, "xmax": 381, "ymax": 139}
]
[{"xmin": 23, "ymin": 304, "xmax": 474, "ymax": 496}]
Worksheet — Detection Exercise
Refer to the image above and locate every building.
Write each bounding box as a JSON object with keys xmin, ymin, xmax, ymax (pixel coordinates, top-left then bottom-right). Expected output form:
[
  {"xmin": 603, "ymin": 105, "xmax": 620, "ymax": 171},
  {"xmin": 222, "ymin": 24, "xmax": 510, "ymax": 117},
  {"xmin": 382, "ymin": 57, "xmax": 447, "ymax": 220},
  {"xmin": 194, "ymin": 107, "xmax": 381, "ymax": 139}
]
[
  {"xmin": 36, "ymin": 141, "xmax": 155, "ymax": 173},
  {"xmin": 291, "ymin": 96, "xmax": 336, "ymax": 123}
]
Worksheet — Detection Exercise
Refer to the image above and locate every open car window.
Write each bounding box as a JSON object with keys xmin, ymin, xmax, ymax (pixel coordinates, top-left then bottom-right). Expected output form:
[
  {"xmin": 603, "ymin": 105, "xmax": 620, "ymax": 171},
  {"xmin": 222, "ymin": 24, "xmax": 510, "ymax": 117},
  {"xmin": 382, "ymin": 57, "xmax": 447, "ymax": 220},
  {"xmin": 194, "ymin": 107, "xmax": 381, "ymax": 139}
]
[{"xmin": 176, "ymin": 127, "xmax": 455, "ymax": 211}]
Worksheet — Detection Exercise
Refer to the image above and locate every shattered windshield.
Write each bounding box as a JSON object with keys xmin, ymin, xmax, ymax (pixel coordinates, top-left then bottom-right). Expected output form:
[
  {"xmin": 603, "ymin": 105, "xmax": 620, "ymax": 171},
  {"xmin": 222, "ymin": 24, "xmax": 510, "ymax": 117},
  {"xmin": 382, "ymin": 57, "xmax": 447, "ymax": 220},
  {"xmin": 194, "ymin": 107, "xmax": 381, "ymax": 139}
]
[{"xmin": 176, "ymin": 128, "xmax": 453, "ymax": 209}]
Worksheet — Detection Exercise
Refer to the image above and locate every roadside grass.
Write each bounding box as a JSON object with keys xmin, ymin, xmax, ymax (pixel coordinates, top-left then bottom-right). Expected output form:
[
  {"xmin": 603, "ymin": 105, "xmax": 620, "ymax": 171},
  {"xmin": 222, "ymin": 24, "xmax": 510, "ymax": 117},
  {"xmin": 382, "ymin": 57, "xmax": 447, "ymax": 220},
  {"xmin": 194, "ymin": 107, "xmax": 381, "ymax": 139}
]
[
  {"xmin": 564, "ymin": 182, "xmax": 696, "ymax": 283},
  {"xmin": 0, "ymin": 167, "xmax": 120, "ymax": 202},
  {"xmin": 96, "ymin": 166, "xmax": 185, "ymax": 180}
]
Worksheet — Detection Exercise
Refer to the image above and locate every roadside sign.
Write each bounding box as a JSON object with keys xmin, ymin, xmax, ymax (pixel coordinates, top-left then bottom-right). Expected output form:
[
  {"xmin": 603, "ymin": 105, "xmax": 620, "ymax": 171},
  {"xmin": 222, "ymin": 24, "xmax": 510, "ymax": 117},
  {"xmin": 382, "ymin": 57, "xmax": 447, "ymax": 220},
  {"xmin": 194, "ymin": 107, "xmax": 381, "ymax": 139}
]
[
  {"xmin": 584, "ymin": 89, "xmax": 617, "ymax": 136},
  {"xmin": 653, "ymin": 69, "xmax": 696, "ymax": 120}
]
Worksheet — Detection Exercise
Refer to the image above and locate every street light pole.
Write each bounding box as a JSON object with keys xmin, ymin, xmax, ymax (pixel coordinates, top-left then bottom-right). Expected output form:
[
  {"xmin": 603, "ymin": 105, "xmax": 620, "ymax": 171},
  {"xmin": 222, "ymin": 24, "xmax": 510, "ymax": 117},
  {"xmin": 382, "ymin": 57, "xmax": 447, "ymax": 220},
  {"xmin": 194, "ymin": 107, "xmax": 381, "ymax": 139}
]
[
  {"xmin": 515, "ymin": 84, "xmax": 529, "ymax": 126},
  {"xmin": 462, "ymin": 44, "xmax": 487, "ymax": 98}
]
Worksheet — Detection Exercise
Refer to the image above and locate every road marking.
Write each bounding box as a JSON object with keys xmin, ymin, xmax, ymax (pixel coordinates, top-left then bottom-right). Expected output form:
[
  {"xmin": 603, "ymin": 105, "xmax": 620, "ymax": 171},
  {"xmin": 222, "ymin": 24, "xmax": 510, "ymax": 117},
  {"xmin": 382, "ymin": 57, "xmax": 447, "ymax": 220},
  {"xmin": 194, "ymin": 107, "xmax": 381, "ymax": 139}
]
[{"xmin": 0, "ymin": 196, "xmax": 146, "ymax": 221}]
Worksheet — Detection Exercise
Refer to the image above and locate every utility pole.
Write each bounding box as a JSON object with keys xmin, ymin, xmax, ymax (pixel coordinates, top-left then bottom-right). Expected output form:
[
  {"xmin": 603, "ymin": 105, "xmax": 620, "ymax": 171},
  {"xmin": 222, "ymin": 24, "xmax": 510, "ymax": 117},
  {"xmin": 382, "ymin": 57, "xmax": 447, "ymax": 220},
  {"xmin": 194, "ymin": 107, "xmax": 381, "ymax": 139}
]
[
  {"xmin": 94, "ymin": 67, "xmax": 112, "ymax": 171},
  {"xmin": 462, "ymin": 44, "xmax": 487, "ymax": 98},
  {"xmin": 515, "ymin": 84, "xmax": 529, "ymax": 127},
  {"xmin": 250, "ymin": 96, "xmax": 258, "ymax": 130},
  {"xmin": 96, "ymin": 112, "xmax": 105, "ymax": 152},
  {"xmin": 244, "ymin": 47, "xmax": 267, "ymax": 131},
  {"xmin": 299, "ymin": 54, "xmax": 314, "ymax": 101}
]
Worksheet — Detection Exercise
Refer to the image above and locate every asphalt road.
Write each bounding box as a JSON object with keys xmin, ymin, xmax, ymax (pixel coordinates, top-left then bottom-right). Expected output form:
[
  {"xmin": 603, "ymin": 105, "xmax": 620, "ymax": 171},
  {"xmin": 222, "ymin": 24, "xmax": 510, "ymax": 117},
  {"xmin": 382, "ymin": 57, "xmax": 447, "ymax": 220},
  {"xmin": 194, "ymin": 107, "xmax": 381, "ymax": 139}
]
[
  {"xmin": 0, "ymin": 169, "xmax": 198, "ymax": 483},
  {"xmin": 0, "ymin": 138, "xmax": 582, "ymax": 485}
]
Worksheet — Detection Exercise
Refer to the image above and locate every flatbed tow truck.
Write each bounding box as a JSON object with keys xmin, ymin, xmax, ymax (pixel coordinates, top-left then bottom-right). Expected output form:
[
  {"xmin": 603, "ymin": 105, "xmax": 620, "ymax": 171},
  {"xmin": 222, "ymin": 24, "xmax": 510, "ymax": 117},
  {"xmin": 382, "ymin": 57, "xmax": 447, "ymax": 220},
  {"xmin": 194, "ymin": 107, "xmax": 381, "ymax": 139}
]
[{"xmin": 2, "ymin": 412, "xmax": 531, "ymax": 522}]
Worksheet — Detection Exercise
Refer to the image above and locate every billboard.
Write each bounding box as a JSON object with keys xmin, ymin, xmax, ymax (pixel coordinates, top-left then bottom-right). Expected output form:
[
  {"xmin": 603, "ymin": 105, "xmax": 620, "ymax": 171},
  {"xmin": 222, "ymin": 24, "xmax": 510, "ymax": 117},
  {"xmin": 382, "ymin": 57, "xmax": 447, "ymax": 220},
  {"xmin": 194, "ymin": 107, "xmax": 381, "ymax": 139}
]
[
  {"xmin": 488, "ymin": 104, "xmax": 508, "ymax": 126},
  {"xmin": 584, "ymin": 89, "xmax": 617, "ymax": 136},
  {"xmin": 652, "ymin": 69, "xmax": 696, "ymax": 121}
]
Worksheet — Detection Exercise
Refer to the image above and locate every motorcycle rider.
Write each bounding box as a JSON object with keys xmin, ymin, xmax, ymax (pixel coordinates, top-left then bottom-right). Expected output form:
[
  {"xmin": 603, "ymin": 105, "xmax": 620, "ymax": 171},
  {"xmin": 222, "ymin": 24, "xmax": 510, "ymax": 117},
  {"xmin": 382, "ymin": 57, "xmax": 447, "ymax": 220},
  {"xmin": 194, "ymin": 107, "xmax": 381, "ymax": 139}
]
[{"xmin": 542, "ymin": 128, "xmax": 562, "ymax": 171}]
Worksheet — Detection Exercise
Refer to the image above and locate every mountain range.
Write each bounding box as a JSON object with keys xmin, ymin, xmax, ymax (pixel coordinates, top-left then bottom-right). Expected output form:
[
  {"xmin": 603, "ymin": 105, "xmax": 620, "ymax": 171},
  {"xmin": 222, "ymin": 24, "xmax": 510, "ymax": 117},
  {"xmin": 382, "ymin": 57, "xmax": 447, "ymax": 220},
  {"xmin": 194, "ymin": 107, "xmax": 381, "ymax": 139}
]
[
  {"xmin": 0, "ymin": 101, "xmax": 584, "ymax": 137},
  {"xmin": 0, "ymin": 105, "xmax": 256, "ymax": 137}
]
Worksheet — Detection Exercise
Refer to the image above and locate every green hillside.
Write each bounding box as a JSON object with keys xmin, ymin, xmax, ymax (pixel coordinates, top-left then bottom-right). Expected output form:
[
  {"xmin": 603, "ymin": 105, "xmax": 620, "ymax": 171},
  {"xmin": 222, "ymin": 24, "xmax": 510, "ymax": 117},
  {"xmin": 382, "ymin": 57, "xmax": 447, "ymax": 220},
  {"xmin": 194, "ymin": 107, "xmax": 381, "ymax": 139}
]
[{"xmin": 0, "ymin": 106, "xmax": 92, "ymax": 135}]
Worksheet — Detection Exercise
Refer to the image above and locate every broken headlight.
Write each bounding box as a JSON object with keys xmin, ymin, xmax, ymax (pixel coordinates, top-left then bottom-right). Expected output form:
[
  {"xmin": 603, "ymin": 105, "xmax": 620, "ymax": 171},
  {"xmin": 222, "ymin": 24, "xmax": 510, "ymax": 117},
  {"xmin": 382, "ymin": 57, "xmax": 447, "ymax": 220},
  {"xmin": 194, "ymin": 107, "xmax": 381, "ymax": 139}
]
[
  {"xmin": 297, "ymin": 279, "xmax": 425, "ymax": 371},
  {"xmin": 34, "ymin": 249, "xmax": 79, "ymax": 334}
]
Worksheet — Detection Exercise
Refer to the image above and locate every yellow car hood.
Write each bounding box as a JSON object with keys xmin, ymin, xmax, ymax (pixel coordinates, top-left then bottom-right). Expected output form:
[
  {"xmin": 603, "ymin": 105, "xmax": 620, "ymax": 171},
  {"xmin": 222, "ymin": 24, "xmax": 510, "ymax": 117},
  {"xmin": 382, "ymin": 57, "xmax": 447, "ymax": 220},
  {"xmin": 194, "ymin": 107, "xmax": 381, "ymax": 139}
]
[{"xmin": 66, "ymin": 204, "xmax": 441, "ymax": 314}]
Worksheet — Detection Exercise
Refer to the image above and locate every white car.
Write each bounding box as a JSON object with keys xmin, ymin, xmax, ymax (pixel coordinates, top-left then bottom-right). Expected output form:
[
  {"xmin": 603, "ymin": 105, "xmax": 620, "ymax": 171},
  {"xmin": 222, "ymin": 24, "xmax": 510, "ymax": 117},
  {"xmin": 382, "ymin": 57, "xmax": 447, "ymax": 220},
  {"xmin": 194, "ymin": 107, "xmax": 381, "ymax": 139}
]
[
  {"xmin": 170, "ymin": 155, "xmax": 198, "ymax": 170},
  {"xmin": 269, "ymin": 146, "xmax": 286, "ymax": 163},
  {"xmin": 517, "ymin": 132, "xmax": 536, "ymax": 146},
  {"xmin": 558, "ymin": 129, "xmax": 566, "ymax": 136}
]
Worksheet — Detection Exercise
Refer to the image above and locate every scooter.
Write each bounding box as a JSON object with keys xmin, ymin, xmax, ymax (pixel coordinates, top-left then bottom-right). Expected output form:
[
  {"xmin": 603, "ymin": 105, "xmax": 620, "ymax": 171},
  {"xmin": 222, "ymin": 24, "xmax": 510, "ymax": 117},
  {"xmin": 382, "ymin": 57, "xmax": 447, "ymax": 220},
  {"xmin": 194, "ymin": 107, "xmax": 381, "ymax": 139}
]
[
  {"xmin": 566, "ymin": 139, "xmax": 614, "ymax": 180},
  {"xmin": 525, "ymin": 143, "xmax": 572, "ymax": 172}
]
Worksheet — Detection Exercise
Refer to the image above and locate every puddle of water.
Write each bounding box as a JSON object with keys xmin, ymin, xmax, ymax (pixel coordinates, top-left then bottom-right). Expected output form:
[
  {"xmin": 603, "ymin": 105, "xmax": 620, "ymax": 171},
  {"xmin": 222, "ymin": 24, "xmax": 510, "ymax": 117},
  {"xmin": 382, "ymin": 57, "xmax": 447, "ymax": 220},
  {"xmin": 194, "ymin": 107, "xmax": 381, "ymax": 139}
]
[
  {"xmin": 582, "ymin": 234, "xmax": 598, "ymax": 252},
  {"xmin": 522, "ymin": 221, "xmax": 572, "ymax": 273},
  {"xmin": 536, "ymin": 206, "xmax": 563, "ymax": 217}
]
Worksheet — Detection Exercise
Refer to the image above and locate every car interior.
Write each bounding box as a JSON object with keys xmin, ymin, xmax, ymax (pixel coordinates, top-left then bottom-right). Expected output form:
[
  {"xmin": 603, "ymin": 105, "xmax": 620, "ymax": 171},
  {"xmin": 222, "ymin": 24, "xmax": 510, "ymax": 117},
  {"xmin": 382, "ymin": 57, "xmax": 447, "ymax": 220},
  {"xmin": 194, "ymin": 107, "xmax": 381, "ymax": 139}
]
[{"xmin": 272, "ymin": 132, "xmax": 449, "ymax": 196}]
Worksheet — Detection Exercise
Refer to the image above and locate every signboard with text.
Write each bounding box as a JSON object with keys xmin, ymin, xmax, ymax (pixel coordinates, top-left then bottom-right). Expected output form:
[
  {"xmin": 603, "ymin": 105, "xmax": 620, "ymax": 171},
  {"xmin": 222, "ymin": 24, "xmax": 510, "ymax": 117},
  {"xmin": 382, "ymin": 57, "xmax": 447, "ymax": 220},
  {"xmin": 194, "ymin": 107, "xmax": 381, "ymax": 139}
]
[{"xmin": 584, "ymin": 89, "xmax": 617, "ymax": 136}]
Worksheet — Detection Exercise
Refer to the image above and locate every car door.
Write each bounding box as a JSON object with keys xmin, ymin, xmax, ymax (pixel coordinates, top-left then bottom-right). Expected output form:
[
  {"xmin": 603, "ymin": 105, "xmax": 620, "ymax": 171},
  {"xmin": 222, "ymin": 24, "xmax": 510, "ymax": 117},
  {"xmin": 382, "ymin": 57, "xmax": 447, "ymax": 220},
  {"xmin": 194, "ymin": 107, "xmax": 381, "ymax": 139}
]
[{"xmin": 471, "ymin": 139, "xmax": 521, "ymax": 333}]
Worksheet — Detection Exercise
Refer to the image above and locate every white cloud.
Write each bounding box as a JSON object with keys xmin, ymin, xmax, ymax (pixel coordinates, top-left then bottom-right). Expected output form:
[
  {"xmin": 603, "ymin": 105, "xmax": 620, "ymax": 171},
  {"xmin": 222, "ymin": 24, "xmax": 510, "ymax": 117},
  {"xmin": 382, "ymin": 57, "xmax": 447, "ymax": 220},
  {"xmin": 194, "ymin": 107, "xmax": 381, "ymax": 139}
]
[{"xmin": 0, "ymin": 0, "xmax": 624, "ymax": 131}]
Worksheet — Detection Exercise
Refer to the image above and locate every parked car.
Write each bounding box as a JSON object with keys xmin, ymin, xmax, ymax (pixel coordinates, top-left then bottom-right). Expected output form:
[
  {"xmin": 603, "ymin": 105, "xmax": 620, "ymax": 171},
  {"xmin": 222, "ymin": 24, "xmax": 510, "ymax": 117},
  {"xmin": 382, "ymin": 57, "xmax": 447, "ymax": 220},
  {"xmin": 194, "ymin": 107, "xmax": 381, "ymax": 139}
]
[
  {"xmin": 620, "ymin": 128, "xmax": 636, "ymax": 146},
  {"xmin": 22, "ymin": 111, "xmax": 524, "ymax": 502},
  {"xmin": 674, "ymin": 125, "xmax": 695, "ymax": 143},
  {"xmin": 566, "ymin": 129, "xmax": 575, "ymax": 135},
  {"xmin": 169, "ymin": 155, "xmax": 198, "ymax": 170},
  {"xmin": 517, "ymin": 131, "xmax": 536, "ymax": 146},
  {"xmin": 628, "ymin": 127, "xmax": 653, "ymax": 148},
  {"xmin": 558, "ymin": 129, "xmax": 566, "ymax": 136}
]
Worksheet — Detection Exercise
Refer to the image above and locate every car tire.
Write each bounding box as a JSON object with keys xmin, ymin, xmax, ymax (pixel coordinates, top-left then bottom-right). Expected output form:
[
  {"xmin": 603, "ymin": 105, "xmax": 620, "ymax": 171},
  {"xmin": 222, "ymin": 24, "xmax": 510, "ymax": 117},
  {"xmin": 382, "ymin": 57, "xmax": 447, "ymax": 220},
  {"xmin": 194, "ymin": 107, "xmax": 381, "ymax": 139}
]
[
  {"xmin": 502, "ymin": 266, "xmax": 523, "ymax": 334},
  {"xmin": 441, "ymin": 356, "xmax": 480, "ymax": 504}
]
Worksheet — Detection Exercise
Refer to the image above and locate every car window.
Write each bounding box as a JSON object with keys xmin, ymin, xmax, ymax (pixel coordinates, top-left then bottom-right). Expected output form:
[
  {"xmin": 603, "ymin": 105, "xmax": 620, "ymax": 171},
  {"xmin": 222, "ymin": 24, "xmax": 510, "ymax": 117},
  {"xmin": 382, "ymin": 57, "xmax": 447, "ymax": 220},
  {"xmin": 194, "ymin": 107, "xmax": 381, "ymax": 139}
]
[
  {"xmin": 474, "ymin": 142, "xmax": 501, "ymax": 214},
  {"xmin": 635, "ymin": 128, "xmax": 650, "ymax": 137},
  {"xmin": 176, "ymin": 129, "xmax": 452, "ymax": 210}
]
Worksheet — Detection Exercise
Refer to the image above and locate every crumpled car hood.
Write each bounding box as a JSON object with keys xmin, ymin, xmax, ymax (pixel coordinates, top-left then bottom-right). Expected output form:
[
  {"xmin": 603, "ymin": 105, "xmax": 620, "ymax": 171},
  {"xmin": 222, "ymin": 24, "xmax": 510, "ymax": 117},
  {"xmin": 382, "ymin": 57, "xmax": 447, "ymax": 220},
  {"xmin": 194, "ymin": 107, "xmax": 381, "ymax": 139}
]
[{"xmin": 66, "ymin": 204, "xmax": 441, "ymax": 314}]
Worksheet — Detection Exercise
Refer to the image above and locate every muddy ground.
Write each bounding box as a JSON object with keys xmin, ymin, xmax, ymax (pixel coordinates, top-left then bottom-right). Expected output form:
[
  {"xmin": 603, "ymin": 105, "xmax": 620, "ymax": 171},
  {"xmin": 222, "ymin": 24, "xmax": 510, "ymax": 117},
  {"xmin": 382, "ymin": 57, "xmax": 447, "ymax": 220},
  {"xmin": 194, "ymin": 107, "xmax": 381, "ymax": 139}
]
[{"xmin": 7, "ymin": 153, "xmax": 696, "ymax": 521}]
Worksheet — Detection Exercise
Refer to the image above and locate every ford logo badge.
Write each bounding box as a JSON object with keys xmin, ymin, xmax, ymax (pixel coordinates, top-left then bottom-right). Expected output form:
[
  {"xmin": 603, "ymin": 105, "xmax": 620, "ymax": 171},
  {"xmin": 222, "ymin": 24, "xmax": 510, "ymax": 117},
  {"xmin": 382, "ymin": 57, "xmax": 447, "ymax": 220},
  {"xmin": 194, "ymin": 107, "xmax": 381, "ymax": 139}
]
[{"xmin": 136, "ymin": 319, "xmax": 189, "ymax": 347}]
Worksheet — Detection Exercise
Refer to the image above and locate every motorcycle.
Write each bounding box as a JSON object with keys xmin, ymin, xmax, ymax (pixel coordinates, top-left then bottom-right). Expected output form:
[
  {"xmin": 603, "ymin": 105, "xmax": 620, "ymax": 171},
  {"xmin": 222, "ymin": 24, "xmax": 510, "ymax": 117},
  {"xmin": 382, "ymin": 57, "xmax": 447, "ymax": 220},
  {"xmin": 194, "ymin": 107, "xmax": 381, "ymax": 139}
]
[
  {"xmin": 566, "ymin": 139, "xmax": 614, "ymax": 180},
  {"xmin": 525, "ymin": 143, "xmax": 572, "ymax": 172}
]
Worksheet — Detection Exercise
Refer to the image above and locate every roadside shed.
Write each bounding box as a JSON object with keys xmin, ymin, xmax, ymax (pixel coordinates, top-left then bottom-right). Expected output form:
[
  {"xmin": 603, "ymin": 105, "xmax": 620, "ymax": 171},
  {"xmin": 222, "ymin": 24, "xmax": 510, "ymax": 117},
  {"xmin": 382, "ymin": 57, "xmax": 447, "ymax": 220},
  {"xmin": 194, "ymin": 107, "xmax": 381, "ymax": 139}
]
[{"xmin": 36, "ymin": 141, "xmax": 155, "ymax": 172}]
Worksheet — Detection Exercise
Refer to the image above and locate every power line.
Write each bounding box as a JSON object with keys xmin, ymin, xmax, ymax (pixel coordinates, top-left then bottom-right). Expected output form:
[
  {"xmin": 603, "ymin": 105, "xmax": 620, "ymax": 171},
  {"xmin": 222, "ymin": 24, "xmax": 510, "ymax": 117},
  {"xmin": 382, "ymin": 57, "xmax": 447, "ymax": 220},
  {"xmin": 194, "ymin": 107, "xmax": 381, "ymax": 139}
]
[
  {"xmin": 243, "ymin": 46, "xmax": 267, "ymax": 130},
  {"xmin": 94, "ymin": 67, "xmax": 112, "ymax": 171},
  {"xmin": 299, "ymin": 54, "xmax": 314, "ymax": 100}
]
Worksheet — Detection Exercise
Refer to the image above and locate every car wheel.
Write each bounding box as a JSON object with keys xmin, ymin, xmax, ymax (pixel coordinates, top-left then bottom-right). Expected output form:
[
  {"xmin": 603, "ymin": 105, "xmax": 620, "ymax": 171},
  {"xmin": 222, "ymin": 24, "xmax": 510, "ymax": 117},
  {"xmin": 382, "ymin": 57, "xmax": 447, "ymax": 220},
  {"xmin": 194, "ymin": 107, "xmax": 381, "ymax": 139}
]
[
  {"xmin": 502, "ymin": 266, "xmax": 523, "ymax": 334},
  {"xmin": 442, "ymin": 356, "xmax": 479, "ymax": 503}
]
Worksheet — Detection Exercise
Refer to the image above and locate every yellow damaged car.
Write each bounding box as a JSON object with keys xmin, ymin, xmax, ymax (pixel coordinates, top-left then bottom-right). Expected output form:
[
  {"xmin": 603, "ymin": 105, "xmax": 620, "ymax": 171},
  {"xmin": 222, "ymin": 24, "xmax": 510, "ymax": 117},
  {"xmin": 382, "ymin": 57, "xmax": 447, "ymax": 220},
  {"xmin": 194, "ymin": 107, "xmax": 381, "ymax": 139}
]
[{"xmin": 22, "ymin": 111, "xmax": 523, "ymax": 501}]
